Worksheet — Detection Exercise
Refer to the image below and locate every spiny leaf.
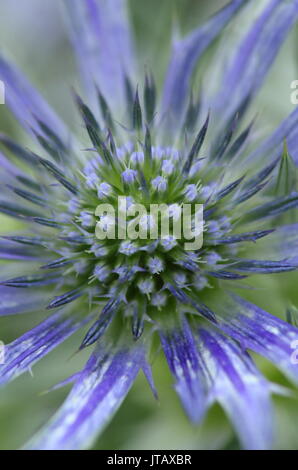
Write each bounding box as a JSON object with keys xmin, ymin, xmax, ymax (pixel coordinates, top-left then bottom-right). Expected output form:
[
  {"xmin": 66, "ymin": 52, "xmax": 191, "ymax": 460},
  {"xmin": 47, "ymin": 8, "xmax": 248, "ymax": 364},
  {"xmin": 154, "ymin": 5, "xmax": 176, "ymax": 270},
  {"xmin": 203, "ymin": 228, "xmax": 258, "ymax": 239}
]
[
  {"xmin": 191, "ymin": 300, "xmax": 216, "ymax": 323},
  {"xmin": 243, "ymin": 193, "xmax": 298, "ymax": 223},
  {"xmin": 15, "ymin": 175, "xmax": 42, "ymax": 193},
  {"xmin": 33, "ymin": 130, "xmax": 63, "ymax": 163},
  {"xmin": 107, "ymin": 129, "xmax": 116, "ymax": 155},
  {"xmin": 243, "ymin": 157, "xmax": 279, "ymax": 190},
  {"xmin": 0, "ymin": 134, "xmax": 36, "ymax": 165},
  {"xmin": 74, "ymin": 94, "xmax": 116, "ymax": 167},
  {"xmin": 275, "ymin": 141, "xmax": 297, "ymax": 196},
  {"xmin": 79, "ymin": 298, "xmax": 120, "ymax": 349},
  {"xmin": 233, "ymin": 180, "xmax": 268, "ymax": 205},
  {"xmin": 226, "ymin": 118, "xmax": 254, "ymax": 158},
  {"xmin": 209, "ymin": 229, "xmax": 274, "ymax": 245},
  {"xmin": 59, "ymin": 235, "xmax": 90, "ymax": 245},
  {"xmin": 132, "ymin": 307, "xmax": 145, "ymax": 340},
  {"xmin": 97, "ymin": 88, "xmax": 114, "ymax": 131},
  {"xmin": 1, "ymin": 235, "xmax": 46, "ymax": 247},
  {"xmin": 0, "ymin": 200, "xmax": 40, "ymax": 219},
  {"xmin": 183, "ymin": 91, "xmax": 200, "ymax": 132},
  {"xmin": 40, "ymin": 258, "xmax": 73, "ymax": 270},
  {"xmin": 214, "ymin": 175, "xmax": 245, "ymax": 202},
  {"xmin": 143, "ymin": 125, "xmax": 152, "ymax": 176},
  {"xmin": 232, "ymin": 259, "xmax": 298, "ymax": 274},
  {"xmin": 7, "ymin": 185, "xmax": 48, "ymax": 207},
  {"xmin": 183, "ymin": 113, "xmax": 209, "ymax": 173},
  {"xmin": 31, "ymin": 216, "xmax": 63, "ymax": 229},
  {"xmin": 36, "ymin": 118, "xmax": 67, "ymax": 153},
  {"xmin": 167, "ymin": 283, "xmax": 189, "ymax": 303},
  {"xmin": 133, "ymin": 87, "xmax": 143, "ymax": 131},
  {"xmin": 212, "ymin": 109, "xmax": 240, "ymax": 160},
  {"xmin": 1, "ymin": 273, "xmax": 58, "ymax": 288},
  {"xmin": 47, "ymin": 288, "xmax": 83, "ymax": 309},
  {"xmin": 35, "ymin": 155, "xmax": 78, "ymax": 195},
  {"xmin": 144, "ymin": 72, "xmax": 156, "ymax": 123},
  {"xmin": 33, "ymin": 118, "xmax": 67, "ymax": 163},
  {"xmin": 74, "ymin": 93, "xmax": 103, "ymax": 149},
  {"xmin": 138, "ymin": 168, "xmax": 149, "ymax": 195},
  {"xmin": 75, "ymin": 93, "xmax": 100, "ymax": 134},
  {"xmin": 207, "ymin": 271, "xmax": 247, "ymax": 280},
  {"xmin": 166, "ymin": 281, "xmax": 216, "ymax": 323}
]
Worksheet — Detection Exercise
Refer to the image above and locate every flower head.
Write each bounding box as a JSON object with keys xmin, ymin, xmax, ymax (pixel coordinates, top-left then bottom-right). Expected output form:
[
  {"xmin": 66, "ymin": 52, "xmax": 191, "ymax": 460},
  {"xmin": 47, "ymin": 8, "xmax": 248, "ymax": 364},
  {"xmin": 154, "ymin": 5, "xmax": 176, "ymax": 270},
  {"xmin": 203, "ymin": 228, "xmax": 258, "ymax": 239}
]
[{"xmin": 1, "ymin": 0, "xmax": 298, "ymax": 451}]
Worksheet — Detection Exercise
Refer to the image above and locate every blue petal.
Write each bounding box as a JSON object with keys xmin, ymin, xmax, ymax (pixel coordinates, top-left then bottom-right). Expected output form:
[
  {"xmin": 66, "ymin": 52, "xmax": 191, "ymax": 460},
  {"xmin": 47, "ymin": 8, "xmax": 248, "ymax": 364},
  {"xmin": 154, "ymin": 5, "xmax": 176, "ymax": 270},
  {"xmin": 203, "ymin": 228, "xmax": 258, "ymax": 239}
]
[
  {"xmin": 161, "ymin": 0, "xmax": 246, "ymax": 123},
  {"xmin": 0, "ymin": 151, "xmax": 24, "ymax": 179},
  {"xmin": 248, "ymin": 107, "xmax": 298, "ymax": 164},
  {"xmin": 0, "ymin": 56, "xmax": 69, "ymax": 142},
  {"xmin": 141, "ymin": 358, "xmax": 158, "ymax": 400},
  {"xmin": 210, "ymin": 0, "xmax": 298, "ymax": 127},
  {"xmin": 63, "ymin": 0, "xmax": 136, "ymax": 110},
  {"xmin": 0, "ymin": 312, "xmax": 89, "ymax": 385},
  {"xmin": 0, "ymin": 286, "xmax": 49, "ymax": 316},
  {"xmin": 232, "ymin": 258, "xmax": 298, "ymax": 274},
  {"xmin": 243, "ymin": 192, "xmax": 298, "ymax": 222},
  {"xmin": 160, "ymin": 317, "xmax": 274, "ymax": 449},
  {"xmin": 210, "ymin": 229, "xmax": 274, "ymax": 245},
  {"xmin": 217, "ymin": 294, "xmax": 298, "ymax": 385},
  {"xmin": 0, "ymin": 240, "xmax": 40, "ymax": 261},
  {"xmin": 159, "ymin": 316, "xmax": 210, "ymax": 422},
  {"xmin": 259, "ymin": 224, "xmax": 298, "ymax": 263},
  {"xmin": 26, "ymin": 341, "xmax": 143, "ymax": 450},
  {"xmin": 197, "ymin": 327, "xmax": 273, "ymax": 450}
]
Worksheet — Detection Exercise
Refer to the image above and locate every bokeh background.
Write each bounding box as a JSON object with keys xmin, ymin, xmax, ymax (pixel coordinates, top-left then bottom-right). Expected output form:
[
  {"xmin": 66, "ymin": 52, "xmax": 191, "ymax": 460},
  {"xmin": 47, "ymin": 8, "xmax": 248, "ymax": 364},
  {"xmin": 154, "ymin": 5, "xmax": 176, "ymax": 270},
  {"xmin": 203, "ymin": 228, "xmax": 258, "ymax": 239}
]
[{"xmin": 0, "ymin": 0, "xmax": 297, "ymax": 450}]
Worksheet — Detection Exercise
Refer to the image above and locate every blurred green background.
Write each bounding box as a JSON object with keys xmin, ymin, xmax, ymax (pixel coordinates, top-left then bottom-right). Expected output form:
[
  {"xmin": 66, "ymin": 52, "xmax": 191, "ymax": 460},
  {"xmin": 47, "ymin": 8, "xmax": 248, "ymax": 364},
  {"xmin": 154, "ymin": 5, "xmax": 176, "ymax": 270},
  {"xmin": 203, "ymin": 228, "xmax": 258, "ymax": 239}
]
[{"xmin": 0, "ymin": 0, "xmax": 298, "ymax": 450}]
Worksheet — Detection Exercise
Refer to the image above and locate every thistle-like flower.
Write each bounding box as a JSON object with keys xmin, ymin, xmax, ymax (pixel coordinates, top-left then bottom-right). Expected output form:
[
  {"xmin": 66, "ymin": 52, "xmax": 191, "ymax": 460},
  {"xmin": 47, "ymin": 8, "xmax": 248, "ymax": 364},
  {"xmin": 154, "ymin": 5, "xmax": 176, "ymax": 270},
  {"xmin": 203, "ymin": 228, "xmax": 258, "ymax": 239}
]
[{"xmin": 1, "ymin": 0, "xmax": 298, "ymax": 450}]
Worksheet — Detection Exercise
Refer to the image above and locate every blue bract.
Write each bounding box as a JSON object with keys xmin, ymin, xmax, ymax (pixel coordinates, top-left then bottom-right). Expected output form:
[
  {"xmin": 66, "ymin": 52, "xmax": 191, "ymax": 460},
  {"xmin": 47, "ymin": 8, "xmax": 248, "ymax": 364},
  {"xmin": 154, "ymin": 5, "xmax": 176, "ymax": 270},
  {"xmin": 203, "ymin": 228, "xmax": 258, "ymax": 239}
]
[{"xmin": 0, "ymin": 0, "xmax": 298, "ymax": 451}]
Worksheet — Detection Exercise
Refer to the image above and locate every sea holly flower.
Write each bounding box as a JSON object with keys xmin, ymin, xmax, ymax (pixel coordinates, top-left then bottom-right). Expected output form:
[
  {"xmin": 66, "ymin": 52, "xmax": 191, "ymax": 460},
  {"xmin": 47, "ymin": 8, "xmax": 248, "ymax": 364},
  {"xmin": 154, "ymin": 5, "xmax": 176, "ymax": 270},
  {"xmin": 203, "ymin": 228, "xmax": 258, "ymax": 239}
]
[{"xmin": 0, "ymin": 0, "xmax": 298, "ymax": 451}]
